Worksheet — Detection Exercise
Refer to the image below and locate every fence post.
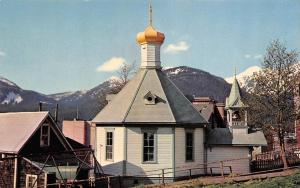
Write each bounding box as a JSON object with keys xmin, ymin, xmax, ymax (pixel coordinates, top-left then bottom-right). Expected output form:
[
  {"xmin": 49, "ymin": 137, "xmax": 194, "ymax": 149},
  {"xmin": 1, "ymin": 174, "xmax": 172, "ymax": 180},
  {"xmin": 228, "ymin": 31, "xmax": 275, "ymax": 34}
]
[
  {"xmin": 118, "ymin": 175, "xmax": 122, "ymax": 188},
  {"xmin": 162, "ymin": 169, "xmax": 165, "ymax": 186},
  {"xmin": 220, "ymin": 161, "xmax": 224, "ymax": 178},
  {"xmin": 189, "ymin": 169, "xmax": 192, "ymax": 179},
  {"xmin": 107, "ymin": 176, "xmax": 111, "ymax": 188}
]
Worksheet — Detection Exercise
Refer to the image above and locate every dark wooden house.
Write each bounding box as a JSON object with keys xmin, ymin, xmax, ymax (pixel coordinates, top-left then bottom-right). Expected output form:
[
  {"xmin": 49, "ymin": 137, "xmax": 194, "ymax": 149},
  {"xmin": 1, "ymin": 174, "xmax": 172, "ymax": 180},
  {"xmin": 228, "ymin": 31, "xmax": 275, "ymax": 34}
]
[{"xmin": 0, "ymin": 112, "xmax": 92, "ymax": 188}]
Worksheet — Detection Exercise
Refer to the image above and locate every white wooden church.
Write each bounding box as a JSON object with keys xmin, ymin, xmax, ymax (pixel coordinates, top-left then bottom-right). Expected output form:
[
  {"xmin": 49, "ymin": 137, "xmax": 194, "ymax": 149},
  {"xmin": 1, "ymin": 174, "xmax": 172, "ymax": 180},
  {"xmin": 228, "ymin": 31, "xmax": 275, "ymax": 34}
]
[{"xmin": 92, "ymin": 5, "xmax": 267, "ymax": 183}]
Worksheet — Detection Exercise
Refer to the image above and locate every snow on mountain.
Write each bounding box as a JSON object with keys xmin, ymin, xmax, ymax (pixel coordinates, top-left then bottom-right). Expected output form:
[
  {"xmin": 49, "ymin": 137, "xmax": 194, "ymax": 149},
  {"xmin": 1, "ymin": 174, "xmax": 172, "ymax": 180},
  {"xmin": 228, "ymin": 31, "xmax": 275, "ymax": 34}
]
[
  {"xmin": 162, "ymin": 66, "xmax": 174, "ymax": 71},
  {"xmin": 0, "ymin": 76, "xmax": 17, "ymax": 87},
  {"xmin": 225, "ymin": 66, "xmax": 261, "ymax": 91},
  {"xmin": 1, "ymin": 92, "xmax": 23, "ymax": 105},
  {"xmin": 50, "ymin": 91, "xmax": 77, "ymax": 101},
  {"xmin": 166, "ymin": 67, "xmax": 186, "ymax": 75},
  {"xmin": 107, "ymin": 76, "xmax": 122, "ymax": 88}
]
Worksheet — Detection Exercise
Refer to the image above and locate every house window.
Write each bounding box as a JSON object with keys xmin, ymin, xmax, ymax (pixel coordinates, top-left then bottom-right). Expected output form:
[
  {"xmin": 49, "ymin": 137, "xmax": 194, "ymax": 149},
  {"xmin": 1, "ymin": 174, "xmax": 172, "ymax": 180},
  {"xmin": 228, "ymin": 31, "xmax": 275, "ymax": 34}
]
[
  {"xmin": 40, "ymin": 124, "xmax": 50, "ymax": 147},
  {"xmin": 106, "ymin": 132, "xmax": 113, "ymax": 160},
  {"xmin": 186, "ymin": 131, "xmax": 194, "ymax": 161},
  {"xmin": 26, "ymin": 174, "xmax": 37, "ymax": 188},
  {"xmin": 143, "ymin": 132, "xmax": 156, "ymax": 162}
]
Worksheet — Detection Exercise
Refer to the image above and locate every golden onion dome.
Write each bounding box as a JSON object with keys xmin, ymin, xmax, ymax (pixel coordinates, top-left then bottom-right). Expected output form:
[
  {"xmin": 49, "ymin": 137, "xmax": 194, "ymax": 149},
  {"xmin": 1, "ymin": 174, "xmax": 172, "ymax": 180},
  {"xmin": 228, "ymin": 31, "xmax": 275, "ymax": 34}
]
[{"xmin": 136, "ymin": 25, "xmax": 165, "ymax": 45}]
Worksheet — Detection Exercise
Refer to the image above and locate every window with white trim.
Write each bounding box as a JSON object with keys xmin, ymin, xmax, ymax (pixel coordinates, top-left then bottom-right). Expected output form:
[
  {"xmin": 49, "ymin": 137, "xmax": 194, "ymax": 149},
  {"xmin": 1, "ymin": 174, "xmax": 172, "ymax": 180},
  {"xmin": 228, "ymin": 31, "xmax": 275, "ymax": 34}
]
[
  {"xmin": 40, "ymin": 124, "xmax": 50, "ymax": 147},
  {"xmin": 106, "ymin": 132, "xmax": 113, "ymax": 160},
  {"xmin": 185, "ymin": 131, "xmax": 194, "ymax": 161},
  {"xmin": 26, "ymin": 174, "xmax": 37, "ymax": 188},
  {"xmin": 143, "ymin": 132, "xmax": 156, "ymax": 162}
]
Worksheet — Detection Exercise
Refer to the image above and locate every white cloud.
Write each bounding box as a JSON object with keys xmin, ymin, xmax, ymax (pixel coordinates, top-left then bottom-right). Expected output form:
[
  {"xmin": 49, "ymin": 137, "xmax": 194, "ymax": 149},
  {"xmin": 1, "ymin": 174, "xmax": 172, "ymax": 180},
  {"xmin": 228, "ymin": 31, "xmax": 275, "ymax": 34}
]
[
  {"xmin": 244, "ymin": 54, "xmax": 251, "ymax": 59},
  {"xmin": 0, "ymin": 50, "xmax": 6, "ymax": 57},
  {"xmin": 244, "ymin": 54, "xmax": 263, "ymax": 60},
  {"xmin": 254, "ymin": 54, "xmax": 263, "ymax": 59},
  {"xmin": 96, "ymin": 57, "xmax": 125, "ymax": 72},
  {"xmin": 164, "ymin": 41, "xmax": 189, "ymax": 54}
]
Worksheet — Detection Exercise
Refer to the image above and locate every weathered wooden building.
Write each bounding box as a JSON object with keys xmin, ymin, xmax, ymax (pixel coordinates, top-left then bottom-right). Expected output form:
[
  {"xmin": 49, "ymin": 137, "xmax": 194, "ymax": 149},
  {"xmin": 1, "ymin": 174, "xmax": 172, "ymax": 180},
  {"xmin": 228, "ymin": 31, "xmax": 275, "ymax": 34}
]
[{"xmin": 0, "ymin": 112, "xmax": 92, "ymax": 188}]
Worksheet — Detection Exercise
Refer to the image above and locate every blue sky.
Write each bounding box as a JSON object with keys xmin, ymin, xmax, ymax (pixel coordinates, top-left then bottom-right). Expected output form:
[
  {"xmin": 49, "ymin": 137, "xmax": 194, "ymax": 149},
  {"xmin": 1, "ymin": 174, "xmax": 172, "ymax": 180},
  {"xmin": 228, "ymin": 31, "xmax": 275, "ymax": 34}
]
[{"xmin": 0, "ymin": 0, "xmax": 299, "ymax": 94}]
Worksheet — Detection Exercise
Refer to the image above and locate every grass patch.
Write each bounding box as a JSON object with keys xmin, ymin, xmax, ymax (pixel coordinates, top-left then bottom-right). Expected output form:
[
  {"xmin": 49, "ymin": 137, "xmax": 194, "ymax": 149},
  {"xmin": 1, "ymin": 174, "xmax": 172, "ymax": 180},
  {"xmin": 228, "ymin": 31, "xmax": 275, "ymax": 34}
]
[{"xmin": 199, "ymin": 172, "xmax": 300, "ymax": 188}]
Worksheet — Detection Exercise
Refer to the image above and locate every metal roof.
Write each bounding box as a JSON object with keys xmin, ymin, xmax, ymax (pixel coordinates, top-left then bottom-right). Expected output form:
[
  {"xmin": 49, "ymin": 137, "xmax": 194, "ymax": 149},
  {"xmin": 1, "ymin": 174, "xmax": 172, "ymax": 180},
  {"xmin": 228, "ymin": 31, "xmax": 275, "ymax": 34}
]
[
  {"xmin": 93, "ymin": 68, "xmax": 207, "ymax": 125},
  {"xmin": 225, "ymin": 76, "xmax": 247, "ymax": 108},
  {"xmin": 0, "ymin": 112, "xmax": 48, "ymax": 153},
  {"xmin": 206, "ymin": 128, "xmax": 267, "ymax": 146}
]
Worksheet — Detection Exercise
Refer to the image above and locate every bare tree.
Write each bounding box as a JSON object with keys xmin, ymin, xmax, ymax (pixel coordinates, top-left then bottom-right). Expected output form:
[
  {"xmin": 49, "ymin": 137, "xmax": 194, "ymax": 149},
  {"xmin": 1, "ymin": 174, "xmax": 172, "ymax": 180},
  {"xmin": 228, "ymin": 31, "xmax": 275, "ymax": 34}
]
[
  {"xmin": 117, "ymin": 60, "xmax": 137, "ymax": 85},
  {"xmin": 248, "ymin": 40, "xmax": 299, "ymax": 169},
  {"xmin": 109, "ymin": 61, "xmax": 137, "ymax": 94}
]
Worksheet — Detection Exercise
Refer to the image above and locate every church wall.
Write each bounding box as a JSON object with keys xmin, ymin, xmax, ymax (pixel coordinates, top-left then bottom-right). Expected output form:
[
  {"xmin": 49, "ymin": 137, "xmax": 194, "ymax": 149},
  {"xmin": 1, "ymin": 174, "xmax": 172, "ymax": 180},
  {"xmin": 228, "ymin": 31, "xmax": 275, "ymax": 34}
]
[
  {"xmin": 207, "ymin": 146, "xmax": 250, "ymax": 175},
  {"xmin": 96, "ymin": 126, "xmax": 125, "ymax": 176},
  {"xmin": 174, "ymin": 128, "xmax": 205, "ymax": 177},
  {"xmin": 126, "ymin": 127, "xmax": 174, "ymax": 177}
]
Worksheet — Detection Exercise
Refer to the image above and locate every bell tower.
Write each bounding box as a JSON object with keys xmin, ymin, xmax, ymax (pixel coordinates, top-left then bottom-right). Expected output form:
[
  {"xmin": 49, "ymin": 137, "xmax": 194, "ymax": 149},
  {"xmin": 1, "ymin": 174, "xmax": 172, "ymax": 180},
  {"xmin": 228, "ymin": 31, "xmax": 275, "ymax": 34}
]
[
  {"xmin": 225, "ymin": 73, "xmax": 249, "ymax": 133},
  {"xmin": 136, "ymin": 4, "xmax": 165, "ymax": 69}
]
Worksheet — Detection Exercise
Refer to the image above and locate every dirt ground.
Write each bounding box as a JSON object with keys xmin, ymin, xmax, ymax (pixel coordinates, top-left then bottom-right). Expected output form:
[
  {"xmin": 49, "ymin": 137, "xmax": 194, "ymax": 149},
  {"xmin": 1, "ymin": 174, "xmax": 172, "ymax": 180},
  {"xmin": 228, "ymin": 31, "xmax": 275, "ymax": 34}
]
[{"xmin": 143, "ymin": 168, "xmax": 300, "ymax": 188}]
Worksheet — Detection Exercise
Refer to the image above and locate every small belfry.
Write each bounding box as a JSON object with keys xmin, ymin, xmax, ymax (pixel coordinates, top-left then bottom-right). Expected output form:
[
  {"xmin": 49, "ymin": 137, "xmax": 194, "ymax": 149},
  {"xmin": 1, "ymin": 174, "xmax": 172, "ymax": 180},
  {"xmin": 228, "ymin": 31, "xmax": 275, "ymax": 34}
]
[
  {"xmin": 136, "ymin": 3, "xmax": 165, "ymax": 69},
  {"xmin": 225, "ymin": 71, "xmax": 249, "ymax": 131}
]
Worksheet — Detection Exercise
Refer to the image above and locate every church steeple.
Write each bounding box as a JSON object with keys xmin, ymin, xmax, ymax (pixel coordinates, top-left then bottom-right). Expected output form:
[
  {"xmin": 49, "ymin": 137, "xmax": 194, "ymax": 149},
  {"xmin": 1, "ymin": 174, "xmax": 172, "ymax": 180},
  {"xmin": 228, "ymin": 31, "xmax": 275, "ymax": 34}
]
[
  {"xmin": 149, "ymin": 3, "xmax": 153, "ymax": 26},
  {"xmin": 225, "ymin": 71, "xmax": 249, "ymax": 130},
  {"xmin": 136, "ymin": 4, "xmax": 165, "ymax": 69},
  {"xmin": 226, "ymin": 76, "xmax": 246, "ymax": 108}
]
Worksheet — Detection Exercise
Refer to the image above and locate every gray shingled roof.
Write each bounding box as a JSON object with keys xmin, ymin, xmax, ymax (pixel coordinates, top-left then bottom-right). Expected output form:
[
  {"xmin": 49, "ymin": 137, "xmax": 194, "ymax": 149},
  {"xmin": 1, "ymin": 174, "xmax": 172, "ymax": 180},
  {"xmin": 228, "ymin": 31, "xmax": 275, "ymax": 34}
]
[
  {"xmin": 206, "ymin": 128, "xmax": 267, "ymax": 146},
  {"xmin": 93, "ymin": 68, "xmax": 207, "ymax": 125},
  {"xmin": 226, "ymin": 77, "xmax": 247, "ymax": 108}
]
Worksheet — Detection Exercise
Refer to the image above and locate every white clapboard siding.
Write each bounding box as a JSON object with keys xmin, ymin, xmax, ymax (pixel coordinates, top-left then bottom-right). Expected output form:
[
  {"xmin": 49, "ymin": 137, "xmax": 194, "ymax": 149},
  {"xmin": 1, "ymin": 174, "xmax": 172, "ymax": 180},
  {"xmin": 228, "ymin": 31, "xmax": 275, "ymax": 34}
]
[
  {"xmin": 126, "ymin": 127, "xmax": 174, "ymax": 177},
  {"xmin": 207, "ymin": 147, "xmax": 250, "ymax": 175},
  {"xmin": 175, "ymin": 128, "xmax": 205, "ymax": 177},
  {"xmin": 96, "ymin": 126, "xmax": 125, "ymax": 175}
]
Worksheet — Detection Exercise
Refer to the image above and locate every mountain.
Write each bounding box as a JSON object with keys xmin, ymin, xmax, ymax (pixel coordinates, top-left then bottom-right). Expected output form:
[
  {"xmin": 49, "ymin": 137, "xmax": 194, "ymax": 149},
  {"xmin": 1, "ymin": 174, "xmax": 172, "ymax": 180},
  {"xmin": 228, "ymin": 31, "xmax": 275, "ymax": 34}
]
[
  {"xmin": 0, "ymin": 76, "xmax": 56, "ymax": 112},
  {"xmin": 225, "ymin": 66, "xmax": 261, "ymax": 92},
  {"xmin": 0, "ymin": 66, "xmax": 232, "ymax": 120},
  {"xmin": 164, "ymin": 66, "xmax": 231, "ymax": 102}
]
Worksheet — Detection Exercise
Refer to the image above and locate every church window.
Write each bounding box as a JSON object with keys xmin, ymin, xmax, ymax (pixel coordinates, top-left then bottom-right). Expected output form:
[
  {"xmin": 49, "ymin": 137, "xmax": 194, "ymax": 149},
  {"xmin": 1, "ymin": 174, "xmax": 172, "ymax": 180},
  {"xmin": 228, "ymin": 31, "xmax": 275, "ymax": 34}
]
[
  {"xmin": 143, "ymin": 132, "xmax": 156, "ymax": 162},
  {"xmin": 40, "ymin": 124, "xmax": 50, "ymax": 147},
  {"xmin": 185, "ymin": 131, "xmax": 194, "ymax": 161},
  {"xmin": 144, "ymin": 91, "xmax": 157, "ymax": 105},
  {"xmin": 106, "ymin": 132, "xmax": 113, "ymax": 160}
]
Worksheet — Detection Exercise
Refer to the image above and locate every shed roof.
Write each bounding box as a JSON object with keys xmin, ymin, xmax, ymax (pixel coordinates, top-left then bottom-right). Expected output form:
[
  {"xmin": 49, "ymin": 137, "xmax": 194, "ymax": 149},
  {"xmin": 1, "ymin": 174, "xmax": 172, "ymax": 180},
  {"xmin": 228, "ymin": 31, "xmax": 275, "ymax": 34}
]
[
  {"xmin": 0, "ymin": 112, "xmax": 49, "ymax": 153},
  {"xmin": 93, "ymin": 69, "xmax": 207, "ymax": 125},
  {"xmin": 0, "ymin": 111, "xmax": 72, "ymax": 154},
  {"xmin": 206, "ymin": 128, "xmax": 267, "ymax": 146}
]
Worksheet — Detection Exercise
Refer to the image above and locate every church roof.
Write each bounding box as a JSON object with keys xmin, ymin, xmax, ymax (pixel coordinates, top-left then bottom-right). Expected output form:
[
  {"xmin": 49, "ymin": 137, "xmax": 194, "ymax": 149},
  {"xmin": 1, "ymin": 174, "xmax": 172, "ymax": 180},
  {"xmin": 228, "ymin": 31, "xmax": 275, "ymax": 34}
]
[
  {"xmin": 92, "ymin": 68, "xmax": 207, "ymax": 125},
  {"xmin": 225, "ymin": 76, "xmax": 247, "ymax": 108},
  {"xmin": 137, "ymin": 26, "xmax": 165, "ymax": 45},
  {"xmin": 136, "ymin": 4, "xmax": 165, "ymax": 45},
  {"xmin": 206, "ymin": 128, "xmax": 267, "ymax": 146}
]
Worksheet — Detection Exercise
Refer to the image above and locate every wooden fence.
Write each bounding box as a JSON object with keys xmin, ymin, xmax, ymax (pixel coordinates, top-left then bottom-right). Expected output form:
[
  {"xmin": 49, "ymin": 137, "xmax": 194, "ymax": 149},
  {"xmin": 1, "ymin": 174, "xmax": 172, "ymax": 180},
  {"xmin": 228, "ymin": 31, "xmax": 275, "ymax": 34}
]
[{"xmin": 251, "ymin": 147, "xmax": 300, "ymax": 172}]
